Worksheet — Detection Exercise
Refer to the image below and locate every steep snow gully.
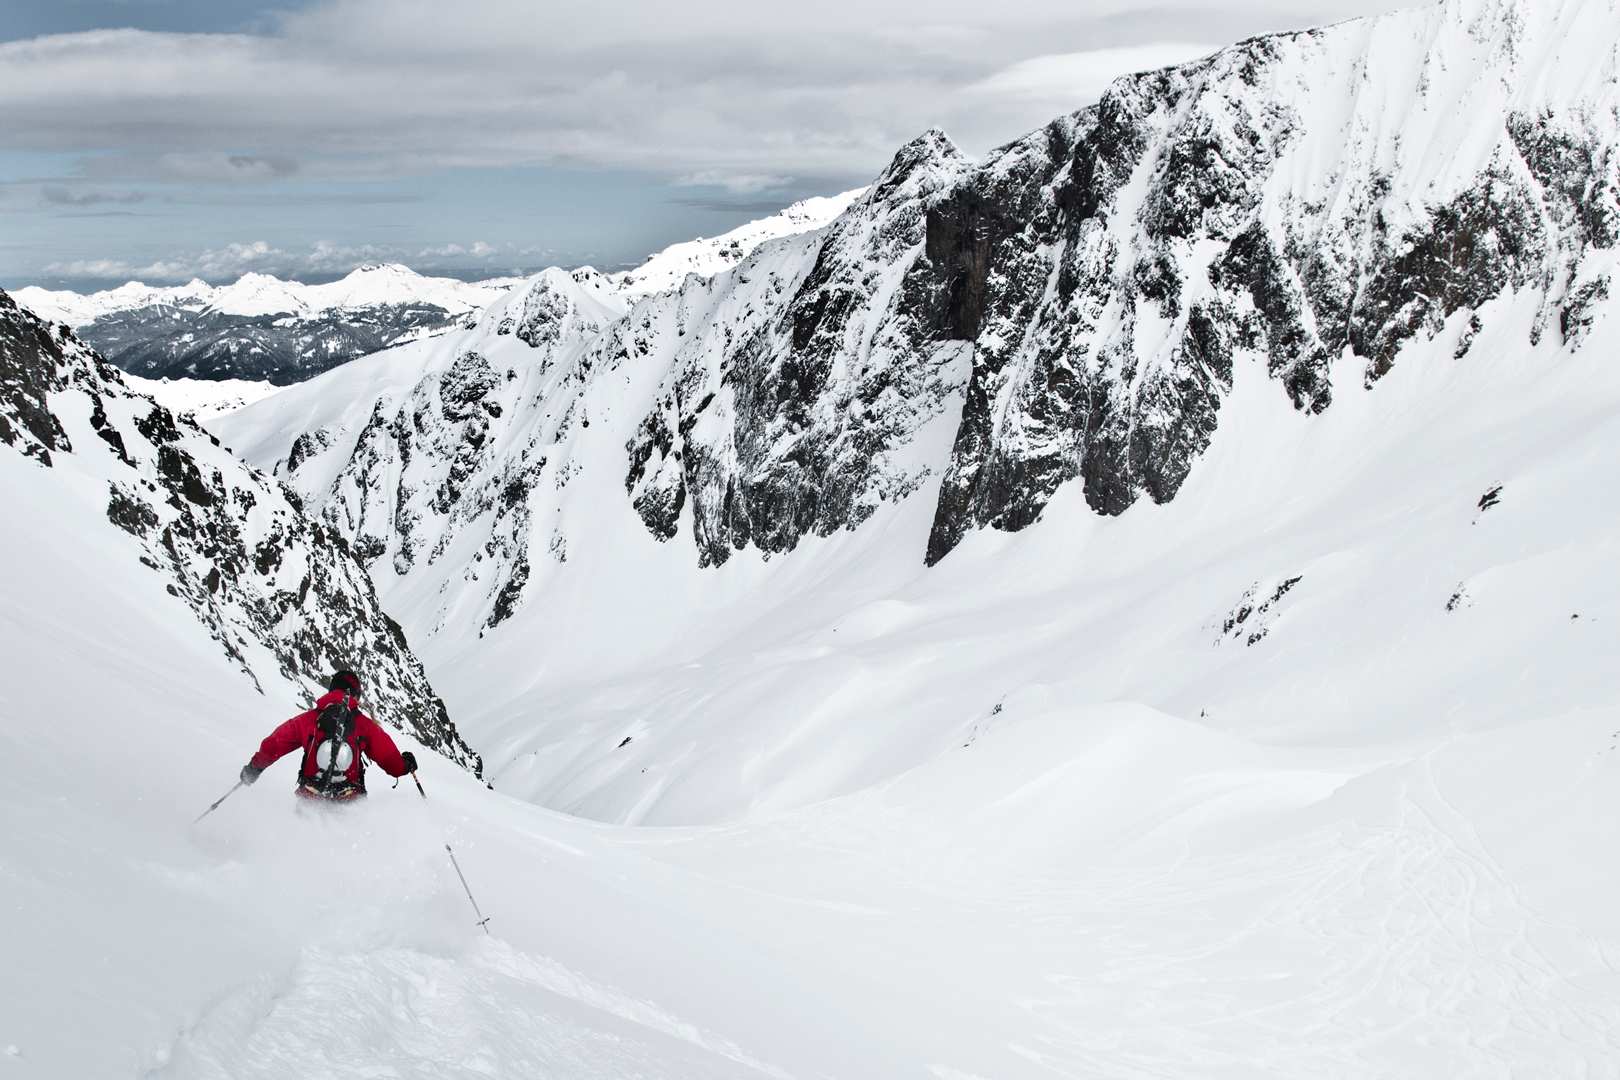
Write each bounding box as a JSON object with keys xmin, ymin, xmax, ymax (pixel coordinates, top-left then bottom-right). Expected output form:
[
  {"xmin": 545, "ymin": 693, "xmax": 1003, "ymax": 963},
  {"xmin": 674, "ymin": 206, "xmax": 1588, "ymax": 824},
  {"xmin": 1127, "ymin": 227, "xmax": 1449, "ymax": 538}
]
[{"xmin": 7, "ymin": 0, "xmax": 1620, "ymax": 1076}]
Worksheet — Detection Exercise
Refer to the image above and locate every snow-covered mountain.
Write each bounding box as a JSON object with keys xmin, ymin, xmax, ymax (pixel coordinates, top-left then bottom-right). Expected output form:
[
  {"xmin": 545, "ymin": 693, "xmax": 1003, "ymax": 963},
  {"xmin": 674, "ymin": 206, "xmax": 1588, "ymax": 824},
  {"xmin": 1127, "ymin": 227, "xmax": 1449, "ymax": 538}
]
[
  {"xmin": 0, "ymin": 286, "xmax": 480, "ymax": 771},
  {"xmin": 211, "ymin": 0, "xmax": 1620, "ymax": 823},
  {"xmin": 13, "ymin": 264, "xmax": 523, "ymax": 385},
  {"xmin": 15, "ymin": 197, "xmax": 870, "ymax": 388},
  {"xmin": 123, "ymin": 373, "xmax": 284, "ymax": 420},
  {"xmin": 15, "ymin": 264, "xmax": 507, "ymax": 327},
  {"xmin": 609, "ymin": 188, "xmax": 868, "ymax": 298},
  {"xmin": 11, "ymin": 0, "xmax": 1620, "ymax": 1075}
]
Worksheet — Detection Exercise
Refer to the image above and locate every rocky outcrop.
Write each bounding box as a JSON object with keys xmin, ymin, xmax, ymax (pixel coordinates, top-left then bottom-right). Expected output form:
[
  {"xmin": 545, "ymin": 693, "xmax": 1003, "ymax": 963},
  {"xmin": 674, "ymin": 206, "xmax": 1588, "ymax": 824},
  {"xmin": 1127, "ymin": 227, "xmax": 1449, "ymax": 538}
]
[
  {"xmin": 625, "ymin": 129, "xmax": 973, "ymax": 567},
  {"xmin": 286, "ymin": 345, "xmax": 549, "ymax": 632},
  {"xmin": 0, "ymin": 296, "xmax": 74, "ymax": 466},
  {"xmin": 0, "ymin": 288, "xmax": 481, "ymax": 773},
  {"xmin": 495, "ymin": 268, "xmax": 625, "ymax": 357}
]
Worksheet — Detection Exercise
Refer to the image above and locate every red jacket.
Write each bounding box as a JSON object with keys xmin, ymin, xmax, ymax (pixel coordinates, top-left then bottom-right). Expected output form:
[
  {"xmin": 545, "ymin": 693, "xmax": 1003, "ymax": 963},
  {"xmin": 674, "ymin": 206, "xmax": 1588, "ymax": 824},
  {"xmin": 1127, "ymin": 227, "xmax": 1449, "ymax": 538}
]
[{"xmin": 250, "ymin": 689, "xmax": 408, "ymax": 796}]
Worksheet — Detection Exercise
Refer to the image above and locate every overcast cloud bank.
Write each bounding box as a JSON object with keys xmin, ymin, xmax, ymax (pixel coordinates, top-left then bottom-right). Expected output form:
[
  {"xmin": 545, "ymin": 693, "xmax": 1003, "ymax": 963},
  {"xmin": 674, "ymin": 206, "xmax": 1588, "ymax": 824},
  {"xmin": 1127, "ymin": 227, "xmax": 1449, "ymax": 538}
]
[{"xmin": 0, "ymin": 0, "xmax": 1406, "ymax": 286}]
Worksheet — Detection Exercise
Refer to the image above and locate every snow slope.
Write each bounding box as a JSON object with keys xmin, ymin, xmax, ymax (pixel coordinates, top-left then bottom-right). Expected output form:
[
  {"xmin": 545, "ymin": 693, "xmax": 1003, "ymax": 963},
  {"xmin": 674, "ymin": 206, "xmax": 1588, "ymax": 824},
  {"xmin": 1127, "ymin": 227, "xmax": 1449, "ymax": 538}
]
[
  {"xmin": 12, "ymin": 360, "xmax": 1620, "ymax": 1076},
  {"xmin": 610, "ymin": 188, "xmax": 869, "ymax": 298},
  {"xmin": 123, "ymin": 373, "xmax": 283, "ymax": 420},
  {"xmin": 7, "ymin": 428, "xmax": 1620, "ymax": 1077},
  {"xmin": 10, "ymin": 0, "xmax": 1620, "ymax": 1074}
]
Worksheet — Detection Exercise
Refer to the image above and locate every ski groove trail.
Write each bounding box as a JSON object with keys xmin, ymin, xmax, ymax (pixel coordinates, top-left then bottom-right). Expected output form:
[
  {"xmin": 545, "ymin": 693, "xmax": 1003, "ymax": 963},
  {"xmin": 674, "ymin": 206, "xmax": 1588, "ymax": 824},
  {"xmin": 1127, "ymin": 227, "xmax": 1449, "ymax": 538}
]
[
  {"xmin": 150, "ymin": 941, "xmax": 784, "ymax": 1080},
  {"xmin": 1015, "ymin": 780, "xmax": 1620, "ymax": 1078}
]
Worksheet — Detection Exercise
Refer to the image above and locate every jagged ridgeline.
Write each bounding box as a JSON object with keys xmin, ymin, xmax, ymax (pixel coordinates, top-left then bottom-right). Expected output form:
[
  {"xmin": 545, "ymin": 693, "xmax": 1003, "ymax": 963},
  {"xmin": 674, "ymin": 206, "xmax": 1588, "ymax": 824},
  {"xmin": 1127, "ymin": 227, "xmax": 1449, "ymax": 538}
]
[
  {"xmin": 628, "ymin": 0, "xmax": 1617, "ymax": 565},
  {"xmin": 0, "ymin": 289, "xmax": 482, "ymax": 775},
  {"xmin": 254, "ymin": 0, "xmax": 1616, "ymax": 609}
]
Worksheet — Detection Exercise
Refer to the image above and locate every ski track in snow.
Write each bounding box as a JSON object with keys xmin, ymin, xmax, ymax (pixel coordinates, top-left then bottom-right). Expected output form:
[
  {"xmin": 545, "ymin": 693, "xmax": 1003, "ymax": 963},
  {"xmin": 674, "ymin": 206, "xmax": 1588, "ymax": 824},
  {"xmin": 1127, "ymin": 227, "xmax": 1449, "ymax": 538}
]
[
  {"xmin": 154, "ymin": 941, "xmax": 785, "ymax": 1080},
  {"xmin": 1004, "ymin": 773, "xmax": 1620, "ymax": 1078},
  {"xmin": 125, "ymin": 748, "xmax": 1620, "ymax": 1080}
]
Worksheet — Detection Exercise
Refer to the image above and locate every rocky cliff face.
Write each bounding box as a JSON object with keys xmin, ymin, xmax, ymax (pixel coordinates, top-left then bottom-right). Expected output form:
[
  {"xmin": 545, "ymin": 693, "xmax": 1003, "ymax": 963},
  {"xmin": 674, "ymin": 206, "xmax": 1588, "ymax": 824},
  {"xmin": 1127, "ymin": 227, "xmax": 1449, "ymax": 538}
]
[
  {"xmin": 918, "ymin": 1, "xmax": 1615, "ymax": 561},
  {"xmin": 225, "ymin": 0, "xmax": 1619, "ymax": 639},
  {"xmin": 624, "ymin": 0, "xmax": 1619, "ymax": 567},
  {"xmin": 624, "ymin": 130, "xmax": 973, "ymax": 566},
  {"xmin": 0, "ymin": 287, "xmax": 481, "ymax": 773}
]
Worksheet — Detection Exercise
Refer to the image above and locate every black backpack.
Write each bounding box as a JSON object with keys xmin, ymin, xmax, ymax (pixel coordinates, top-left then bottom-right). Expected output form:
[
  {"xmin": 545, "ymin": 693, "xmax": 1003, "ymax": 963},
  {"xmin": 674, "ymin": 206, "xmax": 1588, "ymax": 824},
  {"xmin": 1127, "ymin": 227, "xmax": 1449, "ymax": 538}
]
[{"xmin": 304, "ymin": 698, "xmax": 360, "ymax": 795}]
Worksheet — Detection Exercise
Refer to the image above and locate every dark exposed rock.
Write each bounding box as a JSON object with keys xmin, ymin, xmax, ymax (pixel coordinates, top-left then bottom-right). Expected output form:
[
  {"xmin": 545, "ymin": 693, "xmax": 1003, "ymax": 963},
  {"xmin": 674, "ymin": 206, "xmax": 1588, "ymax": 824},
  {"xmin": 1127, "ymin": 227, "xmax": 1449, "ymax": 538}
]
[
  {"xmin": 0, "ymin": 290, "xmax": 74, "ymax": 465},
  {"xmin": 923, "ymin": 41, "xmax": 1304, "ymax": 562},
  {"xmin": 1349, "ymin": 164, "xmax": 1547, "ymax": 384},
  {"xmin": 1508, "ymin": 110, "xmax": 1619, "ymax": 252},
  {"xmin": 439, "ymin": 351, "xmax": 500, "ymax": 422},
  {"xmin": 1209, "ymin": 222, "xmax": 1331, "ymax": 412},
  {"xmin": 1560, "ymin": 276, "xmax": 1609, "ymax": 349},
  {"xmin": 626, "ymin": 129, "xmax": 971, "ymax": 568}
]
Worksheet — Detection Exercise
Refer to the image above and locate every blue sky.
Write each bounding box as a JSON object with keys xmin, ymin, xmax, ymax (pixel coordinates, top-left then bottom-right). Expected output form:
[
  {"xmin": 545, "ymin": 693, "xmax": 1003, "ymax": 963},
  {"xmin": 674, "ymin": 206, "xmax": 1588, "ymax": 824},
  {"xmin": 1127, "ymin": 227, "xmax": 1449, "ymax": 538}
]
[{"xmin": 0, "ymin": 0, "xmax": 1407, "ymax": 292}]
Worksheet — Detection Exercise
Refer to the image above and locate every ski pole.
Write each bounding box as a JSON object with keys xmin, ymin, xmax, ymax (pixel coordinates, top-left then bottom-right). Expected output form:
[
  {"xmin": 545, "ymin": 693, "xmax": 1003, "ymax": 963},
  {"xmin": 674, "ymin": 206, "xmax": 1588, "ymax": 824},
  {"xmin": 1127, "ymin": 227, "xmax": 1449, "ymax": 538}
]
[
  {"xmin": 407, "ymin": 766, "xmax": 489, "ymax": 932},
  {"xmin": 446, "ymin": 844, "xmax": 491, "ymax": 933},
  {"xmin": 194, "ymin": 780, "xmax": 244, "ymax": 824}
]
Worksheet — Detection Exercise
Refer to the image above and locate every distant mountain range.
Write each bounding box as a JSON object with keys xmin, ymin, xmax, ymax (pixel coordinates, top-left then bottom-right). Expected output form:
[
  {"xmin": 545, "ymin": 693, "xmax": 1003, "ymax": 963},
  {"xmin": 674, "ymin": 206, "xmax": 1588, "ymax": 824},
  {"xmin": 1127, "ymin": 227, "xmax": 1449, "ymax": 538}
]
[
  {"xmin": 14, "ymin": 189, "xmax": 867, "ymax": 386},
  {"xmin": 15, "ymin": 265, "xmax": 519, "ymax": 385}
]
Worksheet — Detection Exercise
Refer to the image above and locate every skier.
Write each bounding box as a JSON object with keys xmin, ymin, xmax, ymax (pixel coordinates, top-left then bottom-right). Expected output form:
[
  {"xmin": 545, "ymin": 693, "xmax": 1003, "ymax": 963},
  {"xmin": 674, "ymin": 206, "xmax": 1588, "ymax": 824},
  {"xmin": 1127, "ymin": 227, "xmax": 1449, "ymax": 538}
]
[{"xmin": 238, "ymin": 670, "xmax": 418, "ymax": 801}]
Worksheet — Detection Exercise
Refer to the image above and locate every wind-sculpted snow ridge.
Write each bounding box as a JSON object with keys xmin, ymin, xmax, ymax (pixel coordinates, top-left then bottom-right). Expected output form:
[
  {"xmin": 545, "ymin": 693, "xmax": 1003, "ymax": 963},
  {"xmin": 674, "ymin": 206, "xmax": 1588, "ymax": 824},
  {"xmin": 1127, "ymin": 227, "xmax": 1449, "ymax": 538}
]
[
  {"xmin": 15, "ymin": 264, "xmax": 521, "ymax": 386},
  {"xmin": 0, "ymin": 287, "xmax": 481, "ymax": 774},
  {"xmin": 610, "ymin": 187, "xmax": 869, "ymax": 299}
]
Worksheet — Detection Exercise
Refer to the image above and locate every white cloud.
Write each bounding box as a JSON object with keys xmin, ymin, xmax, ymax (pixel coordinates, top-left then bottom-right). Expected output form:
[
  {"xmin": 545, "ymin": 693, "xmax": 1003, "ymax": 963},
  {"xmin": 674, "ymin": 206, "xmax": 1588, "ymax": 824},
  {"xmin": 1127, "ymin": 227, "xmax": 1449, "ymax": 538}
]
[
  {"xmin": 673, "ymin": 172, "xmax": 794, "ymax": 195},
  {"xmin": 0, "ymin": 1, "xmax": 1406, "ymax": 188},
  {"xmin": 968, "ymin": 43, "xmax": 1220, "ymax": 103},
  {"xmin": 43, "ymin": 238, "xmax": 517, "ymax": 283},
  {"xmin": 415, "ymin": 241, "xmax": 498, "ymax": 258}
]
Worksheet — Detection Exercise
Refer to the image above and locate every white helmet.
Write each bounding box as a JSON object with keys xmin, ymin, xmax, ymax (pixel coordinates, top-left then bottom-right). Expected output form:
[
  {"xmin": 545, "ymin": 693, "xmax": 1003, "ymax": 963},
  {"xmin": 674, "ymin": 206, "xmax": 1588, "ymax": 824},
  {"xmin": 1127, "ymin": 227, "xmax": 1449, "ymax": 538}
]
[{"xmin": 312, "ymin": 738, "xmax": 355, "ymax": 774}]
